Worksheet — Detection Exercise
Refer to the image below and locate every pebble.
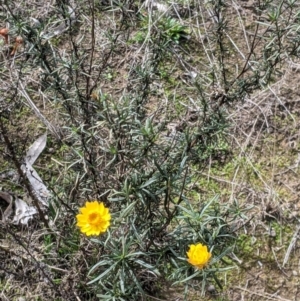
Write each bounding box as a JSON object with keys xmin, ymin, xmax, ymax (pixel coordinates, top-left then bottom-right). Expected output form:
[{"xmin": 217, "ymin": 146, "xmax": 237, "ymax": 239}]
[{"xmin": 207, "ymin": 284, "xmax": 216, "ymax": 294}]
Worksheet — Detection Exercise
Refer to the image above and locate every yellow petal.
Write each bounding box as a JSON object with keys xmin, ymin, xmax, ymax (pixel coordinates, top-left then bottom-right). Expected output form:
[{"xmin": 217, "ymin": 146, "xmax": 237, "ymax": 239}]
[{"xmin": 76, "ymin": 201, "xmax": 111, "ymax": 236}]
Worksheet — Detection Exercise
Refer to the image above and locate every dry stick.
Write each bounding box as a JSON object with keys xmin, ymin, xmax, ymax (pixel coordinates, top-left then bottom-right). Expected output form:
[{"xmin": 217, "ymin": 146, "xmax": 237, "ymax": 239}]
[
  {"xmin": 87, "ymin": 11, "xmax": 127, "ymax": 97},
  {"xmin": 86, "ymin": 0, "xmax": 95, "ymax": 100},
  {"xmin": 282, "ymin": 225, "xmax": 300, "ymax": 268},
  {"xmin": 4, "ymin": 226, "xmax": 66, "ymax": 299},
  {"xmin": 235, "ymin": 286, "xmax": 291, "ymax": 301},
  {"xmin": 146, "ymin": 167, "xmax": 188, "ymax": 251},
  {"xmin": 0, "ymin": 119, "xmax": 50, "ymax": 229},
  {"xmin": 233, "ymin": 0, "xmax": 291, "ymax": 88}
]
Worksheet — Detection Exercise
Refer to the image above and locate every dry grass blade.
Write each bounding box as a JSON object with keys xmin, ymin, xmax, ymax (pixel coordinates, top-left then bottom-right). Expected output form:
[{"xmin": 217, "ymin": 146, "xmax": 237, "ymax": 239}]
[
  {"xmin": 235, "ymin": 286, "xmax": 292, "ymax": 301},
  {"xmin": 282, "ymin": 225, "xmax": 300, "ymax": 267},
  {"xmin": 18, "ymin": 81, "xmax": 61, "ymax": 140}
]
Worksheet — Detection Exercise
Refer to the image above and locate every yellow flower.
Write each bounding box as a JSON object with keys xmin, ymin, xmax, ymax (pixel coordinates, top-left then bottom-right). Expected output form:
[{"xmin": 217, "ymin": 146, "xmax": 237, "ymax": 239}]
[
  {"xmin": 76, "ymin": 201, "xmax": 111, "ymax": 236},
  {"xmin": 187, "ymin": 243, "xmax": 212, "ymax": 269}
]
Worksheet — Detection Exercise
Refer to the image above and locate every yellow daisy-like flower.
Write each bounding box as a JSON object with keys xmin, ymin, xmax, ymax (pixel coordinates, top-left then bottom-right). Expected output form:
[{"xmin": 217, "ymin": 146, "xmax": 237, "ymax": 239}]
[
  {"xmin": 76, "ymin": 201, "xmax": 111, "ymax": 236},
  {"xmin": 187, "ymin": 243, "xmax": 212, "ymax": 269}
]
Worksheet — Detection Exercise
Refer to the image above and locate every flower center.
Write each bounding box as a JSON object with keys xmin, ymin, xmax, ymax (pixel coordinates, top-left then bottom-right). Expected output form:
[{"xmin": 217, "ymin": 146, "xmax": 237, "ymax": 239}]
[{"xmin": 88, "ymin": 212, "xmax": 101, "ymax": 225}]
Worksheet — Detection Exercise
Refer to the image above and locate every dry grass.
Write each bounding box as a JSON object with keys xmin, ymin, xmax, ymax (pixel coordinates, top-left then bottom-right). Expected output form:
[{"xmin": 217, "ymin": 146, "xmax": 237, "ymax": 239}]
[{"xmin": 1, "ymin": 1, "xmax": 300, "ymax": 300}]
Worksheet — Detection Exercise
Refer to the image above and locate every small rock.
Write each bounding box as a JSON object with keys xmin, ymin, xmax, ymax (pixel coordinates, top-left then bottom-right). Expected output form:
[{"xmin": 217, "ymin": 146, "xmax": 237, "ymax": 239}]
[
  {"xmin": 269, "ymin": 227, "xmax": 276, "ymax": 237},
  {"xmin": 207, "ymin": 284, "xmax": 216, "ymax": 294},
  {"xmin": 292, "ymin": 270, "xmax": 298, "ymax": 276}
]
